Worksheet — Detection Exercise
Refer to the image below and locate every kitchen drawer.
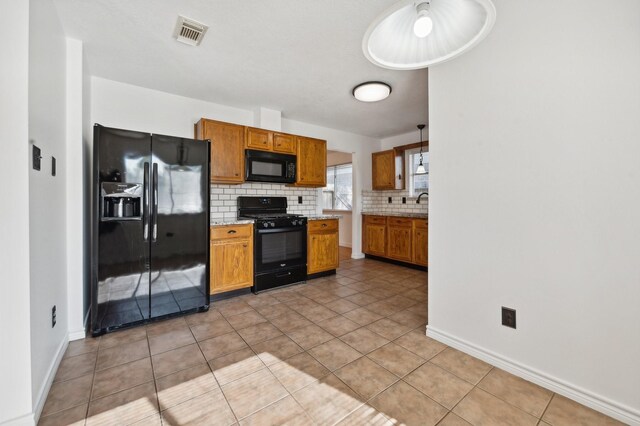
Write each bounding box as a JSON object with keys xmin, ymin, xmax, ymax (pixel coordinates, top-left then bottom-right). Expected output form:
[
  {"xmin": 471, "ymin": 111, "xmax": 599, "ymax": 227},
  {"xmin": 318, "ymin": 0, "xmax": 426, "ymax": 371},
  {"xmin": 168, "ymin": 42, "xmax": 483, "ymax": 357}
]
[
  {"xmin": 308, "ymin": 219, "xmax": 338, "ymax": 233},
  {"xmin": 413, "ymin": 218, "xmax": 428, "ymax": 229},
  {"xmin": 387, "ymin": 217, "xmax": 412, "ymax": 227},
  {"xmin": 211, "ymin": 224, "xmax": 252, "ymax": 240},
  {"xmin": 364, "ymin": 215, "xmax": 386, "ymax": 225}
]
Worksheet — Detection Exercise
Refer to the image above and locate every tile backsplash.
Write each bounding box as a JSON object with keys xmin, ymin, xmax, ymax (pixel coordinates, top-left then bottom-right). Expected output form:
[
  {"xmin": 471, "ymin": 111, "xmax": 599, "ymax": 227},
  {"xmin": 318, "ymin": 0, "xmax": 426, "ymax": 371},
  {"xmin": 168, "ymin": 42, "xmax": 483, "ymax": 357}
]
[
  {"xmin": 361, "ymin": 189, "xmax": 428, "ymax": 215},
  {"xmin": 210, "ymin": 183, "xmax": 318, "ymax": 222}
]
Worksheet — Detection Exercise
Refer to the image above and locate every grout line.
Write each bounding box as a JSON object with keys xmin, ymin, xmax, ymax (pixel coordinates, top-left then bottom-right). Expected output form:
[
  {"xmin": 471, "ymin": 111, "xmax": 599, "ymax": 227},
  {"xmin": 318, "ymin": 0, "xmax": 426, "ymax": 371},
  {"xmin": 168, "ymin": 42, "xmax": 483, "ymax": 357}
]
[
  {"xmin": 84, "ymin": 340, "xmax": 101, "ymax": 423},
  {"xmin": 539, "ymin": 393, "xmax": 556, "ymax": 423},
  {"xmin": 144, "ymin": 334, "xmax": 162, "ymax": 423},
  {"xmin": 191, "ymin": 316, "xmax": 240, "ymax": 425}
]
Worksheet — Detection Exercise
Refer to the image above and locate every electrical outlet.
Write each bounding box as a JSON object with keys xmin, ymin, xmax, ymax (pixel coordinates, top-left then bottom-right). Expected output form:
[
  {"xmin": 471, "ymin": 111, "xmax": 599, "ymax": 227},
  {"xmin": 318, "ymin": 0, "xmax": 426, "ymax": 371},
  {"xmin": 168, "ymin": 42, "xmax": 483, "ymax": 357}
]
[
  {"xmin": 402, "ymin": 197, "xmax": 406, "ymax": 204},
  {"xmin": 501, "ymin": 307, "xmax": 516, "ymax": 329},
  {"xmin": 388, "ymin": 197, "xmax": 392, "ymax": 204},
  {"xmin": 298, "ymin": 196, "xmax": 303, "ymax": 204},
  {"xmin": 51, "ymin": 305, "xmax": 57, "ymax": 328}
]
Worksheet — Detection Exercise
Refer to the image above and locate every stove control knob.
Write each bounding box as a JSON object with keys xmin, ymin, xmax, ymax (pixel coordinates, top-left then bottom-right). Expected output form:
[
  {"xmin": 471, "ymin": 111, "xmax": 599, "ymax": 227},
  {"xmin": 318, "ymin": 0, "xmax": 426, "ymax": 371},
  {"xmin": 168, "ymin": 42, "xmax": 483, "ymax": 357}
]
[
  {"xmin": 270, "ymin": 222, "xmax": 276, "ymax": 228},
  {"xmin": 291, "ymin": 220, "xmax": 297, "ymax": 226},
  {"xmin": 262, "ymin": 222, "xmax": 269, "ymax": 228}
]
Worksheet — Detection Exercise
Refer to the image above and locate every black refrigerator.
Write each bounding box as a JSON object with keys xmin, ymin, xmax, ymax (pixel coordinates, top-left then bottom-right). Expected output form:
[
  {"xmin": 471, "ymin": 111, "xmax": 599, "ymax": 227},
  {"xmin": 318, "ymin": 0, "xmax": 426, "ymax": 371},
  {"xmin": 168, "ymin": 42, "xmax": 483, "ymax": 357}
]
[{"xmin": 91, "ymin": 124, "xmax": 210, "ymax": 336}]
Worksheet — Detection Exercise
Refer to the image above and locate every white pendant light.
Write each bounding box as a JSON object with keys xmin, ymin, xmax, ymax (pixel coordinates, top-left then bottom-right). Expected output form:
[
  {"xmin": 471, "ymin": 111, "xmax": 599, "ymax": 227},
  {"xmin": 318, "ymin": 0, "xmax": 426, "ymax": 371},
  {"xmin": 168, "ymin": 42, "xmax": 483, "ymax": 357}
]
[
  {"xmin": 352, "ymin": 81, "xmax": 392, "ymax": 102},
  {"xmin": 415, "ymin": 124, "xmax": 427, "ymax": 175},
  {"xmin": 363, "ymin": 0, "xmax": 496, "ymax": 70},
  {"xmin": 413, "ymin": 2, "xmax": 433, "ymax": 38}
]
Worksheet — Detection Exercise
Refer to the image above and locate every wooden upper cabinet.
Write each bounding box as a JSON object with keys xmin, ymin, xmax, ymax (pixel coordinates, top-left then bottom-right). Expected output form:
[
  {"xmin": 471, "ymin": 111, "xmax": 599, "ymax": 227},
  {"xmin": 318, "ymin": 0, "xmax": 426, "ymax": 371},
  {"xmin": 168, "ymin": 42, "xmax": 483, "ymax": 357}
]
[
  {"xmin": 246, "ymin": 127, "xmax": 272, "ymax": 151},
  {"xmin": 372, "ymin": 149, "xmax": 404, "ymax": 190},
  {"xmin": 196, "ymin": 117, "xmax": 325, "ymax": 186},
  {"xmin": 387, "ymin": 218, "xmax": 412, "ymax": 262},
  {"xmin": 296, "ymin": 136, "xmax": 327, "ymax": 187},
  {"xmin": 273, "ymin": 133, "xmax": 297, "ymax": 154},
  {"xmin": 196, "ymin": 119, "xmax": 244, "ymax": 184}
]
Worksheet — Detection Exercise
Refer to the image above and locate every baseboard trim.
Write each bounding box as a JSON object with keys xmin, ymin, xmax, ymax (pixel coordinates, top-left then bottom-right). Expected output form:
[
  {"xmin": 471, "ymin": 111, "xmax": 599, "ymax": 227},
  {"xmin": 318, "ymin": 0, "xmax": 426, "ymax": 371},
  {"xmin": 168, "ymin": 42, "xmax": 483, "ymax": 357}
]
[
  {"xmin": 351, "ymin": 252, "xmax": 365, "ymax": 259},
  {"xmin": 68, "ymin": 329, "xmax": 86, "ymax": 341},
  {"xmin": 427, "ymin": 326, "xmax": 640, "ymax": 426},
  {"xmin": 0, "ymin": 412, "xmax": 35, "ymax": 426},
  {"xmin": 32, "ymin": 334, "xmax": 69, "ymax": 425}
]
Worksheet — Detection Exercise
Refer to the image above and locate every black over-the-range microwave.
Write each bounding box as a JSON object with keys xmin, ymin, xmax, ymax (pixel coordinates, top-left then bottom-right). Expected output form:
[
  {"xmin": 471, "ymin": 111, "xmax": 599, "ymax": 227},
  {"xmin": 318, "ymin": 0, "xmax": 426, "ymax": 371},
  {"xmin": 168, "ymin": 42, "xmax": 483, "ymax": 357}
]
[{"xmin": 245, "ymin": 149, "xmax": 297, "ymax": 184}]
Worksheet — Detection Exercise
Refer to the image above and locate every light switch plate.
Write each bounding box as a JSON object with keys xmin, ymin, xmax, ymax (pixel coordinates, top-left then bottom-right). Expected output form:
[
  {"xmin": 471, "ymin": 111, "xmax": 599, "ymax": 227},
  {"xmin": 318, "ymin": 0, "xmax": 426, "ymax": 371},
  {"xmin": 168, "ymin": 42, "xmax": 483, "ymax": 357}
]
[{"xmin": 33, "ymin": 145, "xmax": 42, "ymax": 171}]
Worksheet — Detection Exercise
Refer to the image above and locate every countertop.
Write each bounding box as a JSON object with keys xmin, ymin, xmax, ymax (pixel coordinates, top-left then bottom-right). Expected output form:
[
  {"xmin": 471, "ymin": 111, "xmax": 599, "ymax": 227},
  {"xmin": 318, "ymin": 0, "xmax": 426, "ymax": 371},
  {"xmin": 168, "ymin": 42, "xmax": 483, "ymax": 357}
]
[
  {"xmin": 307, "ymin": 215, "xmax": 342, "ymax": 221},
  {"xmin": 362, "ymin": 212, "xmax": 428, "ymax": 219},
  {"xmin": 210, "ymin": 219, "xmax": 255, "ymax": 226}
]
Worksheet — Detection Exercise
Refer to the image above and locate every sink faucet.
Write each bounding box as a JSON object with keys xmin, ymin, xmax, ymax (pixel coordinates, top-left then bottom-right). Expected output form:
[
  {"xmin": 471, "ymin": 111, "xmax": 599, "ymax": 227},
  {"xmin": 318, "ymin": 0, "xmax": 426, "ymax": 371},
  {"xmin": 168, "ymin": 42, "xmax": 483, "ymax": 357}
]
[{"xmin": 416, "ymin": 192, "xmax": 428, "ymax": 204}]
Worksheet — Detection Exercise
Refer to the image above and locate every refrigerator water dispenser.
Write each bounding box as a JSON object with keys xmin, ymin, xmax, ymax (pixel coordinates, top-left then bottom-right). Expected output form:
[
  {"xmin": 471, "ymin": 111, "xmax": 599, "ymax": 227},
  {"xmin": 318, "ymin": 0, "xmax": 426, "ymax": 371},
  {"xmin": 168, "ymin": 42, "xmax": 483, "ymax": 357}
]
[{"xmin": 101, "ymin": 182, "xmax": 143, "ymax": 220}]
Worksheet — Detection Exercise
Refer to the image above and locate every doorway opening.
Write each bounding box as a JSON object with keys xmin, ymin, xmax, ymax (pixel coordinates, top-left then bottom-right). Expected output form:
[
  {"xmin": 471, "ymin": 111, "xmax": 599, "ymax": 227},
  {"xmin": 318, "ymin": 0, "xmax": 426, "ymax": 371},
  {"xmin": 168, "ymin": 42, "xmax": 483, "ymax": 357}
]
[{"xmin": 323, "ymin": 150, "xmax": 354, "ymax": 259}]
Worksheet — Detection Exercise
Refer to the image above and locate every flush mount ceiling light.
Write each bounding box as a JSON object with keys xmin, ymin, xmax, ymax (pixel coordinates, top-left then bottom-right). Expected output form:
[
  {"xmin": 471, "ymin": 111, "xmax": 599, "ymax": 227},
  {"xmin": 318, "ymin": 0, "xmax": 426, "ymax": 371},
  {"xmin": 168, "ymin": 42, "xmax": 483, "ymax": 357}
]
[
  {"xmin": 352, "ymin": 81, "xmax": 392, "ymax": 102},
  {"xmin": 363, "ymin": 0, "xmax": 496, "ymax": 70}
]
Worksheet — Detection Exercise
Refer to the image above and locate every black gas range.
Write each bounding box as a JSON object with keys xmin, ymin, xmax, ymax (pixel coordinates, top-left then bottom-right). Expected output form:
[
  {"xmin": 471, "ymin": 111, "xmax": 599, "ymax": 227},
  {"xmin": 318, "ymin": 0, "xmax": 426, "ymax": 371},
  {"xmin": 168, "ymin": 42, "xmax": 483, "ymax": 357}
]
[{"xmin": 238, "ymin": 197, "xmax": 307, "ymax": 293}]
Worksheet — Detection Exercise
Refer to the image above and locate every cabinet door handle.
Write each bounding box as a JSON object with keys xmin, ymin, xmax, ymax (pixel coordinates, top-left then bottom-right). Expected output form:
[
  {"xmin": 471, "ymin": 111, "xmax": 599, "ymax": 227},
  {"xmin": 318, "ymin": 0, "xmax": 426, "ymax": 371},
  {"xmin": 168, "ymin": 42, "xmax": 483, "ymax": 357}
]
[
  {"xmin": 228, "ymin": 230, "xmax": 237, "ymax": 234},
  {"xmin": 321, "ymin": 224, "xmax": 327, "ymax": 228}
]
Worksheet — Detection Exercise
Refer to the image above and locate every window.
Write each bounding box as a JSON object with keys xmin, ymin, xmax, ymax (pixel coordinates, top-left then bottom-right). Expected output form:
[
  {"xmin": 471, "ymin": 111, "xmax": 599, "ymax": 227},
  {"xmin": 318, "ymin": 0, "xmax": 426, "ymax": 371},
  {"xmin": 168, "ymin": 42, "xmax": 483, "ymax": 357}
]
[
  {"xmin": 323, "ymin": 164, "xmax": 352, "ymax": 210},
  {"xmin": 407, "ymin": 148, "xmax": 429, "ymax": 197}
]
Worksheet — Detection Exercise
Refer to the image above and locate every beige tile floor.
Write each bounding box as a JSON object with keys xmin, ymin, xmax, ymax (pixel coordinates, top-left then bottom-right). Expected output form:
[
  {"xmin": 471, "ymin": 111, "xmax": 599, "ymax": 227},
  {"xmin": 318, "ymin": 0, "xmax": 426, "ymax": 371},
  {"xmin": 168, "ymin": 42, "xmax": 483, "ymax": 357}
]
[{"xmin": 39, "ymin": 258, "xmax": 625, "ymax": 426}]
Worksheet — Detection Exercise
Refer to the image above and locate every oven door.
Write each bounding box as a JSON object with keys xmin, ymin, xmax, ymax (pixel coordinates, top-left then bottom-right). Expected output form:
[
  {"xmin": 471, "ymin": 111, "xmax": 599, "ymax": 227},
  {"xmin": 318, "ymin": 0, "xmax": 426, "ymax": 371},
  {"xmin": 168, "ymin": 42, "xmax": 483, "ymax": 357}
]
[
  {"xmin": 245, "ymin": 150, "xmax": 296, "ymax": 183},
  {"xmin": 255, "ymin": 226, "xmax": 307, "ymax": 273}
]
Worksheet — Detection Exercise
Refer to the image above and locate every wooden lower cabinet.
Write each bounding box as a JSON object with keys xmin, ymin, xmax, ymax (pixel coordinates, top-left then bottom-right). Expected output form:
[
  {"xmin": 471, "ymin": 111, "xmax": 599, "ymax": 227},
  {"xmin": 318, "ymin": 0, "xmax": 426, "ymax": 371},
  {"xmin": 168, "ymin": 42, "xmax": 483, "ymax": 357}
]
[
  {"xmin": 307, "ymin": 219, "xmax": 339, "ymax": 274},
  {"xmin": 413, "ymin": 219, "xmax": 428, "ymax": 266},
  {"xmin": 387, "ymin": 218, "xmax": 413, "ymax": 262},
  {"xmin": 210, "ymin": 224, "xmax": 254, "ymax": 294},
  {"xmin": 363, "ymin": 216, "xmax": 386, "ymax": 256},
  {"xmin": 362, "ymin": 215, "xmax": 428, "ymax": 267}
]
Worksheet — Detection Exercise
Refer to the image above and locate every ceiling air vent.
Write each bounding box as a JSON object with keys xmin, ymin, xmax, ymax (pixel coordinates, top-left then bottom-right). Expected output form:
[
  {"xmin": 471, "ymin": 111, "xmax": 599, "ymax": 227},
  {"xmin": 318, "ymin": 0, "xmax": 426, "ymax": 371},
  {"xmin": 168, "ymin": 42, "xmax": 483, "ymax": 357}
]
[{"xmin": 173, "ymin": 16, "xmax": 208, "ymax": 46}]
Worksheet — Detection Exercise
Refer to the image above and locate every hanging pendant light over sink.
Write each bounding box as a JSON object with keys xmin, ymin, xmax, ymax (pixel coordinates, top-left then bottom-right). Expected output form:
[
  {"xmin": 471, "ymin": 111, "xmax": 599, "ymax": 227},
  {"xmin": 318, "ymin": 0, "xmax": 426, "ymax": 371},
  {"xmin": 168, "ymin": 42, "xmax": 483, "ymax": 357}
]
[
  {"xmin": 362, "ymin": 0, "xmax": 497, "ymax": 70},
  {"xmin": 415, "ymin": 124, "xmax": 427, "ymax": 175}
]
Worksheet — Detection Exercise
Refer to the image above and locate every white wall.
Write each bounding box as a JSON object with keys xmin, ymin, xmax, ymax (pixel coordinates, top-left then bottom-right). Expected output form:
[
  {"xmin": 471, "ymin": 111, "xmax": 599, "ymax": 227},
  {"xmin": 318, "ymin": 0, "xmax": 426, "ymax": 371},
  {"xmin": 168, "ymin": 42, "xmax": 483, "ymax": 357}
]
[
  {"xmin": 90, "ymin": 78, "xmax": 383, "ymax": 258},
  {"xmin": 428, "ymin": 0, "xmax": 640, "ymax": 424},
  {"xmin": 82, "ymin": 47, "xmax": 92, "ymax": 324},
  {"xmin": 0, "ymin": 1, "xmax": 34, "ymax": 423},
  {"xmin": 66, "ymin": 38, "xmax": 85, "ymax": 340},
  {"xmin": 28, "ymin": 0, "xmax": 69, "ymax": 418},
  {"xmin": 91, "ymin": 77, "xmax": 254, "ymax": 137}
]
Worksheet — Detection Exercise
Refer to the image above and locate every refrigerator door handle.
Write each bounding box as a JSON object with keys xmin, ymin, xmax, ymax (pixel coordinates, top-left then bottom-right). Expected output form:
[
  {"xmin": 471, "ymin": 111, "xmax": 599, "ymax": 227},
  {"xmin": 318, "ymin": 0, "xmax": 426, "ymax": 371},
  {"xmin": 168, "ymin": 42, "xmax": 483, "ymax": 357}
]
[
  {"xmin": 152, "ymin": 162, "xmax": 159, "ymax": 242},
  {"xmin": 143, "ymin": 162, "xmax": 150, "ymax": 241}
]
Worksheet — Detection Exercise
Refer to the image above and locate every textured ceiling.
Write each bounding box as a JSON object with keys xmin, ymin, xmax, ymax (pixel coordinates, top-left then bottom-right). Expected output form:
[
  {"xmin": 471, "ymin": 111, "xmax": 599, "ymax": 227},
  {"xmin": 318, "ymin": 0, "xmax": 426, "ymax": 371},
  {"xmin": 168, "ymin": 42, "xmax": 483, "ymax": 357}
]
[{"xmin": 53, "ymin": 0, "xmax": 429, "ymax": 138}]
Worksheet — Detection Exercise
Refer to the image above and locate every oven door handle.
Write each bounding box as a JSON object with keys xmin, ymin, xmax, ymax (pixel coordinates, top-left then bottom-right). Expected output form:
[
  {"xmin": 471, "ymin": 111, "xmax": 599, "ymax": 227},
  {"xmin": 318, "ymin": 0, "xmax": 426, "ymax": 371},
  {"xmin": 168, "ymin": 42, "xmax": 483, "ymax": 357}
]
[{"xmin": 256, "ymin": 227, "xmax": 304, "ymax": 234}]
